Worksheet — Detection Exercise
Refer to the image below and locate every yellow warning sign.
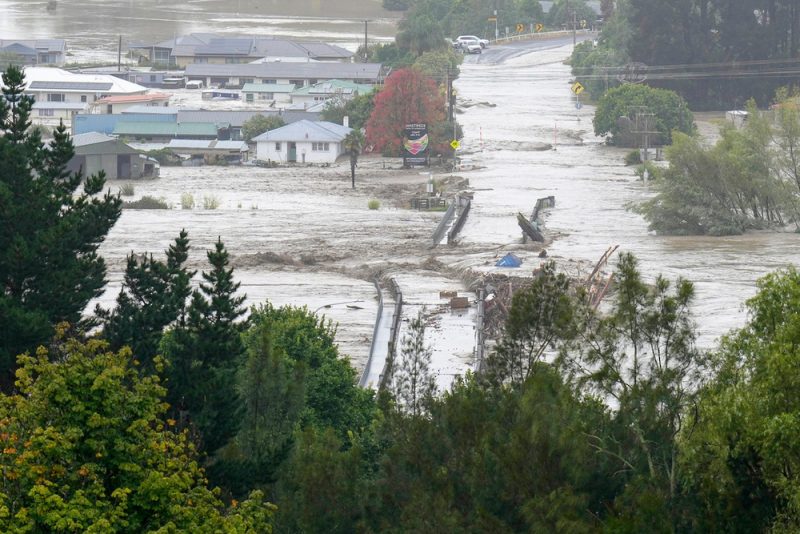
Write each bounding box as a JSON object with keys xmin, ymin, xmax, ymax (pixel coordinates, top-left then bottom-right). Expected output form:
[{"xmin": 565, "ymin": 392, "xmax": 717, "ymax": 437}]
[
  {"xmin": 535, "ymin": 23, "xmax": 544, "ymax": 32},
  {"xmin": 516, "ymin": 23, "xmax": 525, "ymax": 33},
  {"xmin": 571, "ymin": 81, "xmax": 585, "ymax": 95},
  {"xmin": 450, "ymin": 139, "xmax": 460, "ymax": 150}
]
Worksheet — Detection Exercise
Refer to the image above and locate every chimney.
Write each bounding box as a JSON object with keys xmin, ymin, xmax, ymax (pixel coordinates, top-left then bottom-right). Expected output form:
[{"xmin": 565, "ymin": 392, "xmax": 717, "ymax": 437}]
[{"xmin": 343, "ymin": 115, "xmax": 349, "ymax": 128}]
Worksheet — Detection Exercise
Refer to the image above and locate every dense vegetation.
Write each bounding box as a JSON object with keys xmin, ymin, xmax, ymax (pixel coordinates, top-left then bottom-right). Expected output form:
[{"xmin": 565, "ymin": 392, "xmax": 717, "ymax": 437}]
[
  {"xmin": 571, "ymin": 0, "xmax": 800, "ymax": 108},
  {"xmin": 593, "ymin": 83, "xmax": 695, "ymax": 146},
  {"xmin": 637, "ymin": 93, "xmax": 800, "ymax": 235}
]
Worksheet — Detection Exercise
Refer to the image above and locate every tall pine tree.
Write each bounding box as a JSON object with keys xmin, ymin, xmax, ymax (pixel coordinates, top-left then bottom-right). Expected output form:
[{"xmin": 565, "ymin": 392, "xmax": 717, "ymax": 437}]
[
  {"xmin": 163, "ymin": 238, "xmax": 247, "ymax": 454},
  {"xmin": 96, "ymin": 230, "xmax": 193, "ymax": 371},
  {"xmin": 0, "ymin": 66, "xmax": 121, "ymax": 386}
]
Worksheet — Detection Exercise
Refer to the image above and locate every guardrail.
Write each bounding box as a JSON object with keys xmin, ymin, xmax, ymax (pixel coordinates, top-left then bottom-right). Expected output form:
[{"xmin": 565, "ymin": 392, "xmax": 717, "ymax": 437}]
[
  {"xmin": 447, "ymin": 195, "xmax": 472, "ymax": 244},
  {"xmin": 431, "ymin": 201, "xmax": 457, "ymax": 247},
  {"xmin": 491, "ymin": 29, "xmax": 591, "ymax": 45},
  {"xmin": 359, "ymin": 277, "xmax": 384, "ymax": 388},
  {"xmin": 378, "ymin": 278, "xmax": 404, "ymax": 392}
]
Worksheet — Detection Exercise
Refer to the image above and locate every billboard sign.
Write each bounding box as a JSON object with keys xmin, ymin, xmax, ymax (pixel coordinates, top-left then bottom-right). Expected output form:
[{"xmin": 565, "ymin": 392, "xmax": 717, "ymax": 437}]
[{"xmin": 403, "ymin": 123, "xmax": 429, "ymax": 166}]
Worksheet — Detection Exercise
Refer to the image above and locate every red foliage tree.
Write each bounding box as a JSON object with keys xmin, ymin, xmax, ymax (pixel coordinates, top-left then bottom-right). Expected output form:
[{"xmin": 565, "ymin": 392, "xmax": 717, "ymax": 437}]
[{"xmin": 365, "ymin": 68, "xmax": 447, "ymax": 156}]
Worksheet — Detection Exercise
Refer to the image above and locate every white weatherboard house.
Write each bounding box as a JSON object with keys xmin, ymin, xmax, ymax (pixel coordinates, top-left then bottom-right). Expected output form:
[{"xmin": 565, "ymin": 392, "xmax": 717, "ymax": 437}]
[
  {"xmin": 23, "ymin": 67, "xmax": 147, "ymax": 127},
  {"xmin": 253, "ymin": 120, "xmax": 351, "ymax": 164}
]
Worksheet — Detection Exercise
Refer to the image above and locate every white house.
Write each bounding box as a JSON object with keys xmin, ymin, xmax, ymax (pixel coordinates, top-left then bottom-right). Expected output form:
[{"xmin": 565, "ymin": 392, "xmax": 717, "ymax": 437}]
[
  {"xmin": 23, "ymin": 67, "xmax": 147, "ymax": 127},
  {"xmin": 90, "ymin": 92, "xmax": 171, "ymax": 114},
  {"xmin": 289, "ymin": 79, "xmax": 374, "ymax": 109},
  {"xmin": 241, "ymin": 83, "xmax": 294, "ymax": 105},
  {"xmin": 253, "ymin": 120, "xmax": 352, "ymax": 164}
]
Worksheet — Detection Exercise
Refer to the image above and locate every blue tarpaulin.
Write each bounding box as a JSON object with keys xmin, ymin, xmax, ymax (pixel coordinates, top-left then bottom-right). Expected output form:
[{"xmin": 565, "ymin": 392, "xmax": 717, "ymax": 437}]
[{"xmin": 495, "ymin": 253, "xmax": 522, "ymax": 267}]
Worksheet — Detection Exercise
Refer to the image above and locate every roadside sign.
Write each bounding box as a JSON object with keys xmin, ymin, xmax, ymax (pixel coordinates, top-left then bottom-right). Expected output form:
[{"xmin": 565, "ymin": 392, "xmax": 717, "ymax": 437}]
[
  {"xmin": 488, "ymin": 16, "xmax": 497, "ymax": 22},
  {"xmin": 450, "ymin": 139, "xmax": 460, "ymax": 150},
  {"xmin": 580, "ymin": 19, "xmax": 587, "ymax": 28},
  {"xmin": 535, "ymin": 23, "xmax": 544, "ymax": 32},
  {"xmin": 516, "ymin": 23, "xmax": 524, "ymax": 33},
  {"xmin": 571, "ymin": 81, "xmax": 585, "ymax": 95},
  {"xmin": 575, "ymin": 100, "xmax": 583, "ymax": 110}
]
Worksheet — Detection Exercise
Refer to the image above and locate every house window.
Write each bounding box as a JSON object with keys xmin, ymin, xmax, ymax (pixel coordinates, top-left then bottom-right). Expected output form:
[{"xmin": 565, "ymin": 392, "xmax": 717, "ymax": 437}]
[
  {"xmin": 275, "ymin": 142, "xmax": 281, "ymax": 151},
  {"xmin": 264, "ymin": 79, "xmax": 276, "ymax": 84},
  {"xmin": 38, "ymin": 109, "xmax": 54, "ymax": 117},
  {"xmin": 246, "ymin": 93, "xmax": 254, "ymax": 102},
  {"xmin": 107, "ymin": 104, "xmax": 113, "ymax": 114},
  {"xmin": 312, "ymin": 142, "xmax": 330, "ymax": 151},
  {"xmin": 289, "ymin": 79, "xmax": 305, "ymax": 87},
  {"xmin": 80, "ymin": 95, "xmax": 87, "ymax": 103},
  {"xmin": 195, "ymin": 57, "xmax": 208, "ymax": 64},
  {"xmin": 150, "ymin": 74, "xmax": 157, "ymax": 82},
  {"xmin": 264, "ymin": 93, "xmax": 274, "ymax": 100},
  {"xmin": 47, "ymin": 93, "xmax": 65, "ymax": 102}
]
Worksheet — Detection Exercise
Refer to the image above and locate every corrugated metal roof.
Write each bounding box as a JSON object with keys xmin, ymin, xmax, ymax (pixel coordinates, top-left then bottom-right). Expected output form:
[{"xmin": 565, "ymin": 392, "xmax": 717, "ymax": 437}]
[
  {"xmin": 29, "ymin": 81, "xmax": 113, "ymax": 91},
  {"xmin": 32, "ymin": 101, "xmax": 88, "ymax": 110},
  {"xmin": 72, "ymin": 132, "xmax": 115, "ymax": 146},
  {"xmin": 195, "ymin": 38, "xmax": 254, "ymax": 56},
  {"xmin": 184, "ymin": 62, "xmax": 383, "ymax": 81},
  {"xmin": 252, "ymin": 120, "xmax": 351, "ymax": 143},
  {"xmin": 297, "ymin": 42, "xmax": 352, "ymax": 58},
  {"xmin": 291, "ymin": 79, "xmax": 374, "ymax": 96},
  {"xmin": 113, "ymin": 121, "xmax": 217, "ymax": 137},
  {"xmin": 176, "ymin": 109, "xmax": 319, "ymax": 128},
  {"xmin": 242, "ymin": 83, "xmax": 295, "ymax": 93},
  {"xmin": 0, "ymin": 39, "xmax": 66, "ymax": 53}
]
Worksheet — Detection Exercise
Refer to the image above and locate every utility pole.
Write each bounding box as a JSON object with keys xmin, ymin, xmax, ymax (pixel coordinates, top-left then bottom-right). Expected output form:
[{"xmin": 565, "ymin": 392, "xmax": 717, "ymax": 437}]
[
  {"xmin": 629, "ymin": 106, "xmax": 659, "ymax": 162},
  {"xmin": 572, "ymin": 10, "xmax": 577, "ymax": 45},
  {"xmin": 117, "ymin": 35, "xmax": 122, "ymax": 71},
  {"xmin": 363, "ymin": 20, "xmax": 368, "ymax": 62}
]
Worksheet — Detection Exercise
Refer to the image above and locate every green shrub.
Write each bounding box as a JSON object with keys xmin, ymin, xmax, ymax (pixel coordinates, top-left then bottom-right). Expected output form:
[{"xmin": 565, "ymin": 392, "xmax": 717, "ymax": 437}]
[
  {"xmin": 624, "ymin": 150, "xmax": 642, "ymax": 166},
  {"xmin": 203, "ymin": 195, "xmax": 220, "ymax": 210},
  {"xmin": 122, "ymin": 196, "xmax": 170, "ymax": 209},
  {"xmin": 146, "ymin": 148, "xmax": 181, "ymax": 166},
  {"xmin": 119, "ymin": 183, "xmax": 136, "ymax": 196},
  {"xmin": 180, "ymin": 192, "xmax": 195, "ymax": 209},
  {"xmin": 368, "ymin": 199, "xmax": 381, "ymax": 210},
  {"xmin": 635, "ymin": 161, "xmax": 662, "ymax": 181}
]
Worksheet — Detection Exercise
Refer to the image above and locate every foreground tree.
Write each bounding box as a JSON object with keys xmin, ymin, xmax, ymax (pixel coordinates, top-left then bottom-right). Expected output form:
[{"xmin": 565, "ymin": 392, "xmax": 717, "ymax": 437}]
[
  {"xmin": 484, "ymin": 261, "xmax": 579, "ymax": 387},
  {"xmin": 162, "ymin": 238, "xmax": 247, "ymax": 454},
  {"xmin": 0, "ymin": 66, "xmax": 121, "ymax": 384},
  {"xmin": 96, "ymin": 230, "xmax": 193, "ymax": 371},
  {"xmin": 0, "ymin": 335, "xmax": 274, "ymax": 533},
  {"xmin": 559, "ymin": 252, "xmax": 701, "ymax": 529},
  {"xmin": 390, "ymin": 309, "xmax": 438, "ymax": 417}
]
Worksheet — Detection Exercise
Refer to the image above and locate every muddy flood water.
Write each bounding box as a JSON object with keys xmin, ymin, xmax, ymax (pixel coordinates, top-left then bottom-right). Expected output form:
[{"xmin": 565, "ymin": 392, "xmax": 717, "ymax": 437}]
[{"xmin": 6, "ymin": 0, "xmax": 798, "ymax": 383}]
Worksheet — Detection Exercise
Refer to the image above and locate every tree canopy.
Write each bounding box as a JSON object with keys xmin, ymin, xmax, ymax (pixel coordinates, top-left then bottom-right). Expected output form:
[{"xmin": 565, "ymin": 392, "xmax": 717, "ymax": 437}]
[
  {"xmin": 0, "ymin": 66, "xmax": 121, "ymax": 386},
  {"xmin": 241, "ymin": 115, "xmax": 285, "ymax": 142}
]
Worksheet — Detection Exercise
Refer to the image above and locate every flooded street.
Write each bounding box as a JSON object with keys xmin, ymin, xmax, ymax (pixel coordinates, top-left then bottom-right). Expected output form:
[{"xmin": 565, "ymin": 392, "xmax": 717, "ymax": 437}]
[{"xmin": 454, "ymin": 40, "xmax": 800, "ymax": 347}]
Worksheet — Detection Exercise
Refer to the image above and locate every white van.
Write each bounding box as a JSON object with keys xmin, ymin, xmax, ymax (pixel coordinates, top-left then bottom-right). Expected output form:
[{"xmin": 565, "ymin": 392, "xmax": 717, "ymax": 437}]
[{"xmin": 185, "ymin": 80, "xmax": 204, "ymax": 90}]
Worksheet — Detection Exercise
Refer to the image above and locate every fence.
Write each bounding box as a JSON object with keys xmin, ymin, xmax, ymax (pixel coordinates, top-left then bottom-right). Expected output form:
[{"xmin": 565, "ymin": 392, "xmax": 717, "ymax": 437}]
[
  {"xmin": 378, "ymin": 278, "xmax": 404, "ymax": 392},
  {"xmin": 491, "ymin": 29, "xmax": 591, "ymax": 45},
  {"xmin": 359, "ymin": 277, "xmax": 384, "ymax": 388},
  {"xmin": 447, "ymin": 195, "xmax": 472, "ymax": 244}
]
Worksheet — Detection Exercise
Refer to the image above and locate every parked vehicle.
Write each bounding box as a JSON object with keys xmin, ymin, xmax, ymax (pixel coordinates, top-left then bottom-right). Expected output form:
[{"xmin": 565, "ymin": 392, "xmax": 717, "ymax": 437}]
[
  {"xmin": 456, "ymin": 35, "xmax": 489, "ymax": 48},
  {"xmin": 457, "ymin": 39, "xmax": 483, "ymax": 54}
]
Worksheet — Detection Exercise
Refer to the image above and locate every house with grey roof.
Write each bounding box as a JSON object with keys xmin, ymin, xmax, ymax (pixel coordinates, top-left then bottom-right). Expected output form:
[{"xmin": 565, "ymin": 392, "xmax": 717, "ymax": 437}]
[
  {"xmin": 184, "ymin": 62, "xmax": 383, "ymax": 89},
  {"xmin": 0, "ymin": 39, "xmax": 66, "ymax": 66},
  {"xmin": 253, "ymin": 119, "xmax": 352, "ymax": 164},
  {"xmin": 129, "ymin": 34, "xmax": 353, "ymax": 68},
  {"xmin": 290, "ymin": 79, "xmax": 375, "ymax": 109},
  {"xmin": 67, "ymin": 132, "xmax": 158, "ymax": 179}
]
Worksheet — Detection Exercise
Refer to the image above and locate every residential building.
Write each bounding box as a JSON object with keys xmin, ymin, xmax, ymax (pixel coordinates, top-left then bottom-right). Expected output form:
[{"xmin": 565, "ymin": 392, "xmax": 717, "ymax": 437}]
[
  {"xmin": 242, "ymin": 83, "xmax": 295, "ymax": 105},
  {"xmin": 253, "ymin": 120, "xmax": 352, "ymax": 164},
  {"xmin": 0, "ymin": 39, "xmax": 66, "ymax": 66},
  {"xmin": 184, "ymin": 62, "xmax": 383, "ymax": 89},
  {"xmin": 23, "ymin": 67, "xmax": 147, "ymax": 127},
  {"xmin": 129, "ymin": 34, "xmax": 353, "ymax": 68},
  {"xmin": 90, "ymin": 93, "xmax": 171, "ymax": 114},
  {"xmin": 290, "ymin": 79, "xmax": 374, "ymax": 109},
  {"xmin": 67, "ymin": 132, "xmax": 158, "ymax": 179},
  {"xmin": 112, "ymin": 121, "xmax": 219, "ymax": 143}
]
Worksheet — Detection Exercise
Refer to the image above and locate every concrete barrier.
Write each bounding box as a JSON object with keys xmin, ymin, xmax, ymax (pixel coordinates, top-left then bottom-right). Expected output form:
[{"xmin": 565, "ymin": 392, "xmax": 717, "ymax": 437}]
[
  {"xmin": 447, "ymin": 195, "xmax": 472, "ymax": 244},
  {"xmin": 431, "ymin": 201, "xmax": 457, "ymax": 247},
  {"xmin": 359, "ymin": 277, "xmax": 384, "ymax": 388},
  {"xmin": 378, "ymin": 278, "xmax": 403, "ymax": 392}
]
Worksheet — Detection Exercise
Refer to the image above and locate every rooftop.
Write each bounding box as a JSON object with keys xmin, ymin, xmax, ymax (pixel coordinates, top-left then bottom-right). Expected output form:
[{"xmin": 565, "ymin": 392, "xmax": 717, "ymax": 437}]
[
  {"xmin": 184, "ymin": 62, "xmax": 383, "ymax": 80},
  {"xmin": 94, "ymin": 93, "xmax": 172, "ymax": 105},
  {"xmin": 23, "ymin": 67, "xmax": 147, "ymax": 95},
  {"xmin": 252, "ymin": 119, "xmax": 351, "ymax": 143}
]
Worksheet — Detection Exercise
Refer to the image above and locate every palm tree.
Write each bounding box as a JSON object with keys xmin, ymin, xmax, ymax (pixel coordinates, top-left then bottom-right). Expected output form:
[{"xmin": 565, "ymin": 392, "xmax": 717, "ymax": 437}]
[{"xmin": 343, "ymin": 129, "xmax": 365, "ymax": 189}]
